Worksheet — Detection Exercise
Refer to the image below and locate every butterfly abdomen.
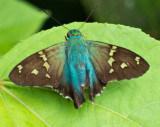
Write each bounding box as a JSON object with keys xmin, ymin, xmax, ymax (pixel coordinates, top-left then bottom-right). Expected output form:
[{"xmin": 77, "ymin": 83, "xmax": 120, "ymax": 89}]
[{"xmin": 77, "ymin": 64, "xmax": 86, "ymax": 87}]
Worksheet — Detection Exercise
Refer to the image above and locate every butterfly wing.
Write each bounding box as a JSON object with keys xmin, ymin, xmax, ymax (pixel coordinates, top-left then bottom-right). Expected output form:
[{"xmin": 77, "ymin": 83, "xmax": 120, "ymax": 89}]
[
  {"xmin": 86, "ymin": 41, "xmax": 149, "ymax": 99},
  {"xmin": 9, "ymin": 42, "xmax": 85, "ymax": 108},
  {"xmin": 9, "ymin": 43, "xmax": 66, "ymax": 88}
]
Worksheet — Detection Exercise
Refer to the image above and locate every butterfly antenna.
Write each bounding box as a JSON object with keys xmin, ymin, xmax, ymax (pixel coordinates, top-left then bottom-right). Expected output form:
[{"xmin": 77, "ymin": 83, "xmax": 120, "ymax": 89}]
[
  {"xmin": 79, "ymin": 5, "xmax": 98, "ymax": 30},
  {"xmin": 40, "ymin": 8, "xmax": 70, "ymax": 30}
]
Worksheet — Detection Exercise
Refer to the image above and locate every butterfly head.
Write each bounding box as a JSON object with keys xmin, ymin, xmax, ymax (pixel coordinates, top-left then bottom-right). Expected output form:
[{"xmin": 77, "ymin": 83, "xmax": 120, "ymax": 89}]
[{"xmin": 67, "ymin": 29, "xmax": 82, "ymax": 39}]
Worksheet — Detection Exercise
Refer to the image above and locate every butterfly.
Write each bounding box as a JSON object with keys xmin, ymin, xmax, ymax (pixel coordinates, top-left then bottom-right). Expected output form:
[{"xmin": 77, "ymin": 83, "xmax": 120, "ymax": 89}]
[{"xmin": 9, "ymin": 28, "xmax": 149, "ymax": 109}]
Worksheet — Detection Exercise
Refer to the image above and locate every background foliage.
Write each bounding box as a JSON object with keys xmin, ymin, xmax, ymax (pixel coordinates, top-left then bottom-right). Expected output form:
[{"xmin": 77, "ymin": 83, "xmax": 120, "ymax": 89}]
[
  {"xmin": 0, "ymin": 0, "xmax": 160, "ymax": 127},
  {"xmin": 26, "ymin": 0, "xmax": 160, "ymax": 39},
  {"xmin": 0, "ymin": 0, "xmax": 47, "ymax": 56}
]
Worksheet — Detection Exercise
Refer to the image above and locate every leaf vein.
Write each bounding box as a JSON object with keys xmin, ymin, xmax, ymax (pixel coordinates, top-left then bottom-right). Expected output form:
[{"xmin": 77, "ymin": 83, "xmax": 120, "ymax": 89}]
[
  {"xmin": 127, "ymin": 101, "xmax": 160, "ymax": 116},
  {"xmin": 1, "ymin": 85, "xmax": 52, "ymax": 127},
  {"xmin": 0, "ymin": 92, "xmax": 17, "ymax": 127},
  {"xmin": 91, "ymin": 102, "xmax": 142, "ymax": 127}
]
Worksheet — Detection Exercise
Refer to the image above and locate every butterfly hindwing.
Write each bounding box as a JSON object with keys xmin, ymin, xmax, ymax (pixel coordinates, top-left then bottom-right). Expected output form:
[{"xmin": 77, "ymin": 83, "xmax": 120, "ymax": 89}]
[
  {"xmin": 87, "ymin": 41, "xmax": 149, "ymax": 97},
  {"xmin": 9, "ymin": 43, "xmax": 66, "ymax": 87}
]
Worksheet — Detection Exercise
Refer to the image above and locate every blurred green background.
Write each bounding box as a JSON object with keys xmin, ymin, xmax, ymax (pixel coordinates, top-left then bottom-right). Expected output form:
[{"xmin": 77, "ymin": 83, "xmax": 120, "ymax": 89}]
[
  {"xmin": 0, "ymin": 0, "xmax": 160, "ymax": 56},
  {"xmin": 27, "ymin": 0, "xmax": 160, "ymax": 39}
]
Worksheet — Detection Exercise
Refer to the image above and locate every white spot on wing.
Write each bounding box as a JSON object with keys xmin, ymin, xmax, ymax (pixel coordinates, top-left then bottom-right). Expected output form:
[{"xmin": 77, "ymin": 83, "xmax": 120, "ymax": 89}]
[
  {"xmin": 109, "ymin": 68, "xmax": 114, "ymax": 73},
  {"xmin": 38, "ymin": 51, "xmax": 44, "ymax": 55},
  {"xmin": 31, "ymin": 69, "xmax": 39, "ymax": 75},
  {"xmin": 46, "ymin": 74, "xmax": 51, "ymax": 78},
  {"xmin": 135, "ymin": 56, "xmax": 140, "ymax": 65},
  {"xmin": 112, "ymin": 46, "xmax": 117, "ymax": 50},
  {"xmin": 40, "ymin": 54, "xmax": 47, "ymax": 61},
  {"xmin": 120, "ymin": 62, "xmax": 128, "ymax": 68},
  {"xmin": 135, "ymin": 56, "xmax": 140, "ymax": 61},
  {"xmin": 43, "ymin": 62, "xmax": 50, "ymax": 71},
  {"xmin": 109, "ymin": 49, "xmax": 116, "ymax": 56},
  {"xmin": 109, "ymin": 46, "xmax": 117, "ymax": 56},
  {"xmin": 39, "ymin": 51, "xmax": 47, "ymax": 61},
  {"xmin": 108, "ymin": 57, "xmax": 115, "ymax": 66},
  {"xmin": 17, "ymin": 65, "xmax": 23, "ymax": 73}
]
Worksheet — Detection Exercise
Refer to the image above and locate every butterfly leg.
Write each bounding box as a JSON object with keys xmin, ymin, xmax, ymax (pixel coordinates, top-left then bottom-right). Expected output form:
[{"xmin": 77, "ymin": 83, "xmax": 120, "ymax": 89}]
[{"xmin": 65, "ymin": 36, "xmax": 68, "ymax": 41}]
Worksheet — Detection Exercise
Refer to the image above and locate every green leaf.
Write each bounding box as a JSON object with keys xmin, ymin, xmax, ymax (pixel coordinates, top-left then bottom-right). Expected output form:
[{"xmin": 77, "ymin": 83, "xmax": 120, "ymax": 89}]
[
  {"xmin": 0, "ymin": 0, "xmax": 47, "ymax": 56},
  {"xmin": 0, "ymin": 22, "xmax": 160, "ymax": 127}
]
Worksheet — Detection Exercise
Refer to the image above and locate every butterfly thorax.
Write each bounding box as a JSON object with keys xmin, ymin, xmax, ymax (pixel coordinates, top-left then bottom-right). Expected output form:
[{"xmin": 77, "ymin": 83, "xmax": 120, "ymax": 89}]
[{"xmin": 67, "ymin": 29, "xmax": 88, "ymax": 63}]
